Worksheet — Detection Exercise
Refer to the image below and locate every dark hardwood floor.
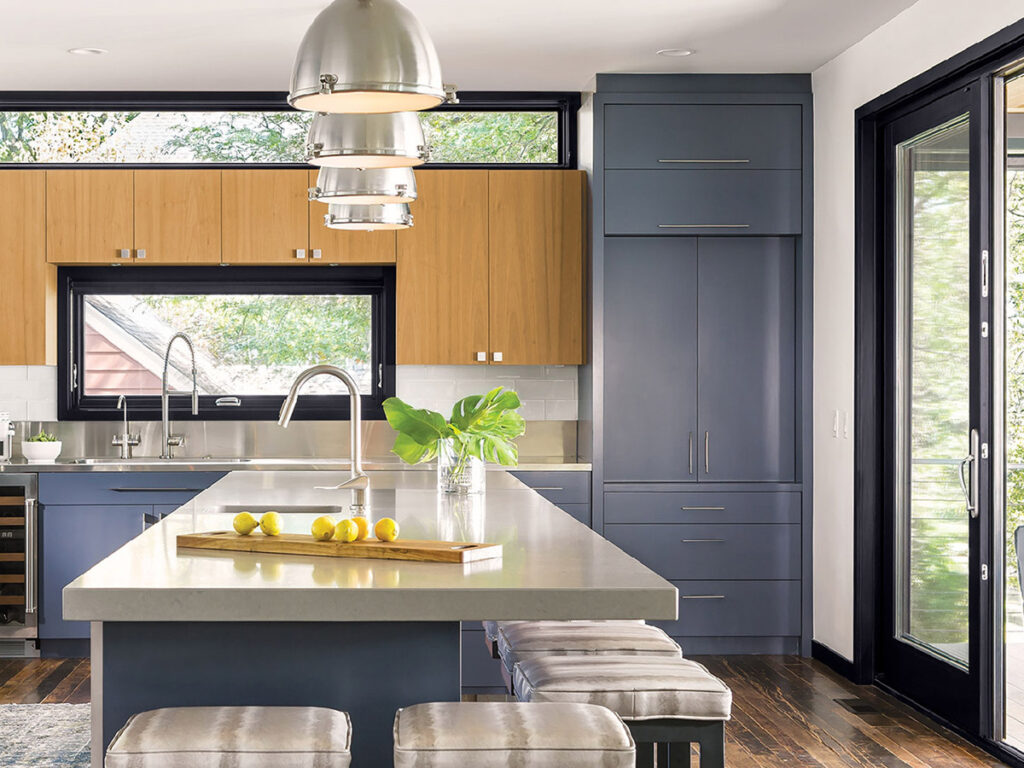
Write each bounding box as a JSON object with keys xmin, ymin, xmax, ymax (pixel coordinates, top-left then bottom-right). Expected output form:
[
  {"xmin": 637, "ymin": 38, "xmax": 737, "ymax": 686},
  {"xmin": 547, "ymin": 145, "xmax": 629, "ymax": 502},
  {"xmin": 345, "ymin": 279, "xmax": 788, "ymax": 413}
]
[{"xmin": 0, "ymin": 655, "xmax": 1014, "ymax": 766}]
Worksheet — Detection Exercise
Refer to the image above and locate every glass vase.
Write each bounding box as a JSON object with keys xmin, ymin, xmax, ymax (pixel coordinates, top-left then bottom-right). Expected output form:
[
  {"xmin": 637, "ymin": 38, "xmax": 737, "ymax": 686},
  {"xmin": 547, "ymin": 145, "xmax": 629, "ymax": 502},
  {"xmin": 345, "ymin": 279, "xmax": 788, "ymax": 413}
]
[{"xmin": 437, "ymin": 439, "xmax": 486, "ymax": 495}]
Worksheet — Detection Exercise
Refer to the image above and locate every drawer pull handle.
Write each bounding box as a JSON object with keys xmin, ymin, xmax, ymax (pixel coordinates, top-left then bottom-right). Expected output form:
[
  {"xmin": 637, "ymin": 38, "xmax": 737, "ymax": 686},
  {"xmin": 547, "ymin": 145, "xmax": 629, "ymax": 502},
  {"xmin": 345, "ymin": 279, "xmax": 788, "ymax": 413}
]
[
  {"xmin": 680, "ymin": 506, "xmax": 726, "ymax": 511},
  {"xmin": 112, "ymin": 488, "xmax": 206, "ymax": 493},
  {"xmin": 682, "ymin": 538, "xmax": 724, "ymax": 543},
  {"xmin": 657, "ymin": 158, "xmax": 750, "ymax": 164},
  {"xmin": 531, "ymin": 487, "xmax": 564, "ymax": 491},
  {"xmin": 682, "ymin": 595, "xmax": 726, "ymax": 600},
  {"xmin": 659, "ymin": 224, "xmax": 751, "ymax": 229}
]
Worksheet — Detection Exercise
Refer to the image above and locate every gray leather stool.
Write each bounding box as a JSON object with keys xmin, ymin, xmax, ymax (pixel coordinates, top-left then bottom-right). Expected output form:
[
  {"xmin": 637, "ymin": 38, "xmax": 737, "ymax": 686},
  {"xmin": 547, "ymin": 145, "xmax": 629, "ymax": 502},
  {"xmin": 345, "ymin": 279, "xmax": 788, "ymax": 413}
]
[
  {"xmin": 393, "ymin": 701, "xmax": 635, "ymax": 768},
  {"xmin": 105, "ymin": 706, "xmax": 352, "ymax": 768},
  {"xmin": 483, "ymin": 619, "xmax": 644, "ymax": 658},
  {"xmin": 514, "ymin": 655, "xmax": 732, "ymax": 768},
  {"xmin": 496, "ymin": 620, "xmax": 680, "ymax": 694}
]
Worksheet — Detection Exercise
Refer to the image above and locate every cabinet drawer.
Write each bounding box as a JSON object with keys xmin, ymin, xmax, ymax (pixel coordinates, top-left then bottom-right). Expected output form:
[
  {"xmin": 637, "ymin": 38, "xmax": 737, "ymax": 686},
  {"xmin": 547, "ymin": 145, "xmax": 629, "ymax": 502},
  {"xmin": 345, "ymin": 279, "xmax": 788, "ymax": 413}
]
[
  {"xmin": 605, "ymin": 524, "xmax": 799, "ymax": 580},
  {"xmin": 38, "ymin": 472, "xmax": 224, "ymax": 506},
  {"xmin": 461, "ymin": 629, "xmax": 505, "ymax": 689},
  {"xmin": 605, "ymin": 170, "xmax": 801, "ymax": 236},
  {"xmin": 653, "ymin": 580, "xmax": 800, "ymax": 637},
  {"xmin": 556, "ymin": 503, "xmax": 591, "ymax": 527},
  {"xmin": 510, "ymin": 471, "xmax": 590, "ymax": 504},
  {"xmin": 605, "ymin": 105, "xmax": 802, "ymax": 170},
  {"xmin": 604, "ymin": 491, "xmax": 800, "ymax": 524}
]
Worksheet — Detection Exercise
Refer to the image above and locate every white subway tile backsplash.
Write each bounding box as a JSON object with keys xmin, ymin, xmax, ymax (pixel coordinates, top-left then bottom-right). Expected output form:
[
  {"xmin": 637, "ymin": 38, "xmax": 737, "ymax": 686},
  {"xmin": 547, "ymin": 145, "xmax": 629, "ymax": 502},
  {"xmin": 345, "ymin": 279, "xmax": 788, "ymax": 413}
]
[
  {"xmin": 0, "ymin": 367, "xmax": 28, "ymax": 385},
  {"xmin": 0, "ymin": 365, "xmax": 57, "ymax": 424},
  {"xmin": 396, "ymin": 365, "xmax": 578, "ymax": 421},
  {"xmin": 26, "ymin": 400, "xmax": 58, "ymax": 422}
]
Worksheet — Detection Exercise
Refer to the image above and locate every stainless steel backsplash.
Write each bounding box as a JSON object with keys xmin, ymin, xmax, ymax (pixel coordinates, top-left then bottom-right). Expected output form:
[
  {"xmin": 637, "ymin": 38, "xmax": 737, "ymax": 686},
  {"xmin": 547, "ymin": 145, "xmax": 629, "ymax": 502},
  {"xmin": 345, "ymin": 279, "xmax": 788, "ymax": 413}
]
[{"xmin": 13, "ymin": 420, "xmax": 578, "ymax": 462}]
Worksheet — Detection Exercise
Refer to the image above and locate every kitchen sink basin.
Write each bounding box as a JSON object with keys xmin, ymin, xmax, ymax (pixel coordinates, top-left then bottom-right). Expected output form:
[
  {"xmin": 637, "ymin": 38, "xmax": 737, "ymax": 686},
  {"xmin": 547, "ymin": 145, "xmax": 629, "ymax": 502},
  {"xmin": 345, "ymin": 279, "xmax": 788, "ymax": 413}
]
[{"xmin": 203, "ymin": 504, "xmax": 348, "ymax": 516}]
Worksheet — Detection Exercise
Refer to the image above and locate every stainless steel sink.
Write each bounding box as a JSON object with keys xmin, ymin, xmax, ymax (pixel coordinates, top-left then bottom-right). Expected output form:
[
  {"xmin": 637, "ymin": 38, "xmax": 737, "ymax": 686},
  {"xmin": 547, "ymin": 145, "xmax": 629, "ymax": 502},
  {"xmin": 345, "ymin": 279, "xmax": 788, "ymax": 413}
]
[{"xmin": 204, "ymin": 504, "xmax": 348, "ymax": 516}]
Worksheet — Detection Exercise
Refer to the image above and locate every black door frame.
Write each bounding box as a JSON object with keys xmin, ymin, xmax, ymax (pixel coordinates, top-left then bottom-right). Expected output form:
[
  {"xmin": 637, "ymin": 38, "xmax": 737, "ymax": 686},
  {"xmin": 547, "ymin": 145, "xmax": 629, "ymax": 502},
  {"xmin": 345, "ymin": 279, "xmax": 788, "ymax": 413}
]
[{"xmin": 853, "ymin": 13, "xmax": 1024, "ymax": 761}]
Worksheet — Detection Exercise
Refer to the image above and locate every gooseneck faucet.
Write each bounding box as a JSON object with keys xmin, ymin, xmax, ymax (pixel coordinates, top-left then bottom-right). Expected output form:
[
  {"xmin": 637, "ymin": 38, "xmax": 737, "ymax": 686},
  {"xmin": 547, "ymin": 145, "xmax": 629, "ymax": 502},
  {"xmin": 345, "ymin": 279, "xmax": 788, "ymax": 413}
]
[
  {"xmin": 278, "ymin": 364, "xmax": 369, "ymax": 511},
  {"xmin": 161, "ymin": 333, "xmax": 199, "ymax": 459}
]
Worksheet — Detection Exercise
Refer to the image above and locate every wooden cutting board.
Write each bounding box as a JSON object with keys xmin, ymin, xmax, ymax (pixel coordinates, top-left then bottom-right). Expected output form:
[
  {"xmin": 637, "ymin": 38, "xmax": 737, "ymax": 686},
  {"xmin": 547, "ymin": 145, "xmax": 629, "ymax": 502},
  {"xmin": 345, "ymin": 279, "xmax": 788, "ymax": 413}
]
[{"xmin": 176, "ymin": 531, "xmax": 503, "ymax": 564}]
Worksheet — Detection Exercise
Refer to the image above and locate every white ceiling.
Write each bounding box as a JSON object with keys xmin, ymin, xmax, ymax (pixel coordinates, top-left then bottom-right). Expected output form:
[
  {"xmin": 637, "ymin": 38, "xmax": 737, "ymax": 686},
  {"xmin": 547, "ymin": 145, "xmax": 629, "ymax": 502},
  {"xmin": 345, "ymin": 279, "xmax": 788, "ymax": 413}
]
[{"xmin": 0, "ymin": 0, "xmax": 918, "ymax": 93}]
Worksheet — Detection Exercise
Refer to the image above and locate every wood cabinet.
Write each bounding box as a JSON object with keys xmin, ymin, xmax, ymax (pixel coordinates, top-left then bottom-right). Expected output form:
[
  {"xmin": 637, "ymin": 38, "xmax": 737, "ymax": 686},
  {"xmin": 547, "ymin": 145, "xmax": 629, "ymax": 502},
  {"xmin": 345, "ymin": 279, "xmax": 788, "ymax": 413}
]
[
  {"xmin": 307, "ymin": 171, "xmax": 396, "ymax": 265},
  {"xmin": 489, "ymin": 170, "xmax": 585, "ymax": 364},
  {"xmin": 46, "ymin": 170, "xmax": 134, "ymax": 264},
  {"xmin": 134, "ymin": 170, "xmax": 221, "ymax": 264},
  {"xmin": 0, "ymin": 171, "xmax": 54, "ymax": 365},
  {"xmin": 397, "ymin": 169, "xmax": 586, "ymax": 365},
  {"xmin": 396, "ymin": 170, "xmax": 489, "ymax": 365},
  {"xmin": 221, "ymin": 170, "xmax": 310, "ymax": 265}
]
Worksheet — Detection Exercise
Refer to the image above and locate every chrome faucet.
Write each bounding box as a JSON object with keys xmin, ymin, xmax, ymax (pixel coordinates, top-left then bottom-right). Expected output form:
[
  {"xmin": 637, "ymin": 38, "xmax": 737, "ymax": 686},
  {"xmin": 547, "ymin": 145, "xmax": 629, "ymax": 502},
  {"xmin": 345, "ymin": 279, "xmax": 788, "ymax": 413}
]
[
  {"xmin": 278, "ymin": 364, "xmax": 368, "ymax": 511},
  {"xmin": 112, "ymin": 395, "xmax": 141, "ymax": 459},
  {"xmin": 161, "ymin": 333, "xmax": 199, "ymax": 459}
]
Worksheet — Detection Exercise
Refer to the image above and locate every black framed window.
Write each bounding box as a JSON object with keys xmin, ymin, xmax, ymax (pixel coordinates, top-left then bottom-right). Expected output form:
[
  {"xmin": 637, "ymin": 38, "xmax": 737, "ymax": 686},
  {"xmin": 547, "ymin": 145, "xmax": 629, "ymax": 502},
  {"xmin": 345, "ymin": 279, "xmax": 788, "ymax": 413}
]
[
  {"xmin": 57, "ymin": 266, "xmax": 395, "ymax": 421},
  {"xmin": 0, "ymin": 91, "xmax": 579, "ymax": 169}
]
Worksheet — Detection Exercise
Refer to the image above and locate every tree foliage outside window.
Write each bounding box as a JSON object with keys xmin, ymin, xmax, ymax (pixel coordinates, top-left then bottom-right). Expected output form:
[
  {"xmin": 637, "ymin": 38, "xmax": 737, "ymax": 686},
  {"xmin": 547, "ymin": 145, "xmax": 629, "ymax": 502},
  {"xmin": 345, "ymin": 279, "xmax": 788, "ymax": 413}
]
[{"xmin": 0, "ymin": 109, "xmax": 559, "ymax": 164}]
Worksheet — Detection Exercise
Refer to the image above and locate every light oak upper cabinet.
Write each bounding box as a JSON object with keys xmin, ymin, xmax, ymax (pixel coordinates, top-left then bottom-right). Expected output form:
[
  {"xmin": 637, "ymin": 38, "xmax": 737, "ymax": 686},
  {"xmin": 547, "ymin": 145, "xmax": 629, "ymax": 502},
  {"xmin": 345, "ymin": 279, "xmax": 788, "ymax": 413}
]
[
  {"xmin": 134, "ymin": 170, "xmax": 221, "ymax": 264},
  {"xmin": 488, "ymin": 170, "xmax": 586, "ymax": 365},
  {"xmin": 396, "ymin": 170, "xmax": 490, "ymax": 364},
  {"xmin": 0, "ymin": 172, "xmax": 54, "ymax": 365},
  {"xmin": 307, "ymin": 171, "xmax": 397, "ymax": 265},
  {"xmin": 222, "ymin": 170, "xmax": 310, "ymax": 264},
  {"xmin": 46, "ymin": 170, "xmax": 134, "ymax": 264}
]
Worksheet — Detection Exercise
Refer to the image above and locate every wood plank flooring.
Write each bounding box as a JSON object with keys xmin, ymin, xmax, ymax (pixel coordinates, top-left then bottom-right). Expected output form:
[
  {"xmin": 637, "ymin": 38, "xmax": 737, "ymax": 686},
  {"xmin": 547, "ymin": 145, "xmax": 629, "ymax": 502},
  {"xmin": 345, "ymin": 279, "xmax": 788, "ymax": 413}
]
[{"xmin": 0, "ymin": 655, "xmax": 1014, "ymax": 766}]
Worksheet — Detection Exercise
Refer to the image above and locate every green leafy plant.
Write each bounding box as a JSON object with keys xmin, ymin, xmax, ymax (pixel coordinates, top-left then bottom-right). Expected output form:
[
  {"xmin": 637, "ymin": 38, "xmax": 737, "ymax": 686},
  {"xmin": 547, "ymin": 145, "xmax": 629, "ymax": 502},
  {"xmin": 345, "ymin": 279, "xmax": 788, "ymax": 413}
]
[
  {"xmin": 26, "ymin": 430, "xmax": 57, "ymax": 443},
  {"xmin": 383, "ymin": 387, "xmax": 526, "ymax": 469}
]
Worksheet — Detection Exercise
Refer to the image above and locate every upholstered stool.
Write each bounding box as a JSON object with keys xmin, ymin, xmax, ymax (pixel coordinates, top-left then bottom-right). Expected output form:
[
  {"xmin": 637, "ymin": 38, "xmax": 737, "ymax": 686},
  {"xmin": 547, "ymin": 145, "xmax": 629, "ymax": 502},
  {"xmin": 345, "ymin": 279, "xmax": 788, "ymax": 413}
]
[
  {"xmin": 393, "ymin": 701, "xmax": 635, "ymax": 768},
  {"xmin": 514, "ymin": 655, "xmax": 731, "ymax": 768},
  {"xmin": 496, "ymin": 621, "xmax": 679, "ymax": 692},
  {"xmin": 106, "ymin": 706, "xmax": 352, "ymax": 768},
  {"xmin": 483, "ymin": 619, "xmax": 645, "ymax": 659}
]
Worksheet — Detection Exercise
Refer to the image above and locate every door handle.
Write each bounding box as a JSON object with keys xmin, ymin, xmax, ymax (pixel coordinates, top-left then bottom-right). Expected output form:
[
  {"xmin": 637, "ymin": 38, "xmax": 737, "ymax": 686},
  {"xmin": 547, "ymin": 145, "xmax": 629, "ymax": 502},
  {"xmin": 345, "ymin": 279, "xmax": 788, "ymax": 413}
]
[
  {"xmin": 24, "ymin": 498, "xmax": 37, "ymax": 614},
  {"xmin": 688, "ymin": 432, "xmax": 693, "ymax": 475},
  {"xmin": 704, "ymin": 431, "xmax": 710, "ymax": 475},
  {"xmin": 957, "ymin": 428, "xmax": 980, "ymax": 518}
]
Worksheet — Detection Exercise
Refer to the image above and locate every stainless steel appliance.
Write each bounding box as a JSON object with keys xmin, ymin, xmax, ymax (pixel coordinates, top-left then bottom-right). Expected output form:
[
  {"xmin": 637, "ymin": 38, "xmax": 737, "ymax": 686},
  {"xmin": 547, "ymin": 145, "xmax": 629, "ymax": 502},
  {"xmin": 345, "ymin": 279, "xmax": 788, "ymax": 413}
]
[{"xmin": 0, "ymin": 473, "xmax": 38, "ymax": 656}]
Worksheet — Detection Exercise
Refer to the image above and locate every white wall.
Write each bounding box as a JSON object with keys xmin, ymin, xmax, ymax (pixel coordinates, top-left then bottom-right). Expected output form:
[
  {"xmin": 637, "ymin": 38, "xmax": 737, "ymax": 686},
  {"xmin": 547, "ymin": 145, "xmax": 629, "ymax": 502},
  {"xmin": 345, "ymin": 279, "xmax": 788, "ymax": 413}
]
[{"xmin": 813, "ymin": 0, "xmax": 1024, "ymax": 659}]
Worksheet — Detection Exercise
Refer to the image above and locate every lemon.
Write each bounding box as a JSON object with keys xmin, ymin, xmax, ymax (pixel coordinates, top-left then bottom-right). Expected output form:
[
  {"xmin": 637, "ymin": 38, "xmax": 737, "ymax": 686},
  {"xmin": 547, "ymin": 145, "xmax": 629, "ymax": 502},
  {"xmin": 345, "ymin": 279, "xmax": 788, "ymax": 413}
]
[
  {"xmin": 233, "ymin": 511, "xmax": 259, "ymax": 536},
  {"xmin": 352, "ymin": 515, "xmax": 370, "ymax": 541},
  {"xmin": 374, "ymin": 517, "xmax": 400, "ymax": 542},
  {"xmin": 259, "ymin": 511, "xmax": 282, "ymax": 536},
  {"xmin": 335, "ymin": 518, "xmax": 359, "ymax": 543},
  {"xmin": 311, "ymin": 516, "xmax": 336, "ymax": 541}
]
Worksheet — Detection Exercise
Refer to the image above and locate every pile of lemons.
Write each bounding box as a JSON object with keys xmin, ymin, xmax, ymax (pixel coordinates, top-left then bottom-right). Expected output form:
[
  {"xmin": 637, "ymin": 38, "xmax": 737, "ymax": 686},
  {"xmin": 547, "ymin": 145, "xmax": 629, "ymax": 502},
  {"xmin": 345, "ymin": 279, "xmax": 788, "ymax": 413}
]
[{"xmin": 231, "ymin": 510, "xmax": 400, "ymax": 543}]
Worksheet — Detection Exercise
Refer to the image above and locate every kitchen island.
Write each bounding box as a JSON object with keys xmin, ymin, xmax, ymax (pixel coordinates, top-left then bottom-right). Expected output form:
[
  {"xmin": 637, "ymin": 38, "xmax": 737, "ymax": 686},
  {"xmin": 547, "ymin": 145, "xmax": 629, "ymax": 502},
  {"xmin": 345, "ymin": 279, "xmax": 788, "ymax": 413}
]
[{"xmin": 64, "ymin": 469, "xmax": 677, "ymax": 766}]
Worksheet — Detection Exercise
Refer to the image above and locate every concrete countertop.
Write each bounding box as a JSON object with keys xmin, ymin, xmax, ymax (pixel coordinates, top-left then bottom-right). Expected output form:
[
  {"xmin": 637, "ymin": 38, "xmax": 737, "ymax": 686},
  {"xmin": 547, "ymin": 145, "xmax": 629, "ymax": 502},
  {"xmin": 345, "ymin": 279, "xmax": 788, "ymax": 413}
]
[{"xmin": 63, "ymin": 469, "xmax": 672, "ymax": 624}]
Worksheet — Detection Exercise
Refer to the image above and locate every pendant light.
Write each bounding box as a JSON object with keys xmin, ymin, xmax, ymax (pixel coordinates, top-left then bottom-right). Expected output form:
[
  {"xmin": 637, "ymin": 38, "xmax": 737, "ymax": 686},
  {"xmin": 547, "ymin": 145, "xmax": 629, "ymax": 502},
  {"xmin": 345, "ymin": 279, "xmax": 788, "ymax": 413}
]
[
  {"xmin": 310, "ymin": 167, "xmax": 417, "ymax": 205},
  {"xmin": 325, "ymin": 203, "xmax": 413, "ymax": 231},
  {"xmin": 289, "ymin": 0, "xmax": 452, "ymax": 114},
  {"xmin": 306, "ymin": 112, "xmax": 428, "ymax": 168}
]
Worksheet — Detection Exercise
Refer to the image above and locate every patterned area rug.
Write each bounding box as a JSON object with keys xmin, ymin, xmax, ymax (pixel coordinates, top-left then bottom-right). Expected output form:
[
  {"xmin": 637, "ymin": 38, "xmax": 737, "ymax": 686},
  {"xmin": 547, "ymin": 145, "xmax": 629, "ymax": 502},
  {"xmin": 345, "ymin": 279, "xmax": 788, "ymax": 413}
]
[{"xmin": 0, "ymin": 704, "xmax": 90, "ymax": 767}]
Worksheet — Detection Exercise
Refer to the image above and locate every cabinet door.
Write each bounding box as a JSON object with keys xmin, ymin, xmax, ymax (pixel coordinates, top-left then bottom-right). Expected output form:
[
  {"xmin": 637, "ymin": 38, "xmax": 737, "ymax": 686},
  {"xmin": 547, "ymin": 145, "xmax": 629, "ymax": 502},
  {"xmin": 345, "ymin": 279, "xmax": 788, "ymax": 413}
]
[
  {"xmin": 307, "ymin": 170, "xmax": 397, "ymax": 264},
  {"xmin": 222, "ymin": 170, "xmax": 309, "ymax": 264},
  {"xmin": 46, "ymin": 170, "xmax": 134, "ymax": 264},
  {"xmin": 134, "ymin": 170, "xmax": 221, "ymax": 264},
  {"xmin": 604, "ymin": 238, "xmax": 698, "ymax": 482},
  {"xmin": 698, "ymin": 238, "xmax": 796, "ymax": 481},
  {"xmin": 39, "ymin": 504, "xmax": 147, "ymax": 639},
  {"xmin": 488, "ymin": 170, "xmax": 585, "ymax": 364},
  {"xmin": 396, "ymin": 170, "xmax": 489, "ymax": 364},
  {"xmin": 0, "ymin": 171, "xmax": 53, "ymax": 365}
]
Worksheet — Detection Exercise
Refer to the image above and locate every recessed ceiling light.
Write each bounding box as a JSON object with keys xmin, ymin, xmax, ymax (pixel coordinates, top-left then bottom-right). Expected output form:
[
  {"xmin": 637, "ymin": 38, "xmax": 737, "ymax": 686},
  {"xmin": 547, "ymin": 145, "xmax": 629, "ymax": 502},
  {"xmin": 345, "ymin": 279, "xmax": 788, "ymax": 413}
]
[
  {"xmin": 67, "ymin": 47, "xmax": 108, "ymax": 56},
  {"xmin": 657, "ymin": 48, "xmax": 695, "ymax": 57}
]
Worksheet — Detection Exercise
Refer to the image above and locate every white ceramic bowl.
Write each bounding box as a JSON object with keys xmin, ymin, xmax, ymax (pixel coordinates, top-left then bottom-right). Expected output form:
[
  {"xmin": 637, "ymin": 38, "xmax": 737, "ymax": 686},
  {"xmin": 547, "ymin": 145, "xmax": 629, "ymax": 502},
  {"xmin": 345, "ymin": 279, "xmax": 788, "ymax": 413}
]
[{"xmin": 21, "ymin": 441, "xmax": 62, "ymax": 463}]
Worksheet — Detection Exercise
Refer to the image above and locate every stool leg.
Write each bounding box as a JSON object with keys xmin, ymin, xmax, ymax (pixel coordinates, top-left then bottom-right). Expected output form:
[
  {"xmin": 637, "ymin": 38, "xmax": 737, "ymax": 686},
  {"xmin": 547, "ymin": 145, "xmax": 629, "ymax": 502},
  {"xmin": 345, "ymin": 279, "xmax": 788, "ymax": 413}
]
[
  {"xmin": 636, "ymin": 741, "xmax": 656, "ymax": 768},
  {"xmin": 696, "ymin": 723, "xmax": 725, "ymax": 768},
  {"xmin": 656, "ymin": 742, "xmax": 670, "ymax": 767},
  {"xmin": 667, "ymin": 741, "xmax": 691, "ymax": 768}
]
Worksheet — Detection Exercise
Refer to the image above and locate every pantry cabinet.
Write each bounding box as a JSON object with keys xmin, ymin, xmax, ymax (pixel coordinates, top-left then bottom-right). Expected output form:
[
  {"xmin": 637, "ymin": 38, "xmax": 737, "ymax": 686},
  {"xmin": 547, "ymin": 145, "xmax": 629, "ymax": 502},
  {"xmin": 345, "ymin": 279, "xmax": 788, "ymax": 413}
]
[
  {"xmin": 396, "ymin": 169, "xmax": 586, "ymax": 366},
  {"xmin": 0, "ymin": 171, "xmax": 54, "ymax": 365}
]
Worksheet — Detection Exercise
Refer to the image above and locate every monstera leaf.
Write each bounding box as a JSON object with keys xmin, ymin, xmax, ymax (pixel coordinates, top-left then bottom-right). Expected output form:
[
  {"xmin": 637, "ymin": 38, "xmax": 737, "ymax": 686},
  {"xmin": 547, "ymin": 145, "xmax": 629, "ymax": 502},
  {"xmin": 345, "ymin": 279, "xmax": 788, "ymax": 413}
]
[{"xmin": 382, "ymin": 398, "xmax": 452, "ymax": 464}]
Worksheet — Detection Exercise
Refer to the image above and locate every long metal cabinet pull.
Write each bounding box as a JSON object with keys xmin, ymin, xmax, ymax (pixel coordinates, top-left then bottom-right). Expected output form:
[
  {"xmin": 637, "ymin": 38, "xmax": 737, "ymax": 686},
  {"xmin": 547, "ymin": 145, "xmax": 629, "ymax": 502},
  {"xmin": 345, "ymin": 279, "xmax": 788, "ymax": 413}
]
[
  {"xmin": 688, "ymin": 432, "xmax": 693, "ymax": 475},
  {"xmin": 704, "ymin": 432, "xmax": 710, "ymax": 474},
  {"xmin": 657, "ymin": 159, "xmax": 750, "ymax": 164},
  {"xmin": 681, "ymin": 506, "xmax": 726, "ymax": 511},
  {"xmin": 658, "ymin": 224, "xmax": 751, "ymax": 229},
  {"xmin": 682, "ymin": 539, "xmax": 724, "ymax": 543},
  {"xmin": 682, "ymin": 595, "xmax": 725, "ymax": 600},
  {"xmin": 24, "ymin": 498, "xmax": 37, "ymax": 614}
]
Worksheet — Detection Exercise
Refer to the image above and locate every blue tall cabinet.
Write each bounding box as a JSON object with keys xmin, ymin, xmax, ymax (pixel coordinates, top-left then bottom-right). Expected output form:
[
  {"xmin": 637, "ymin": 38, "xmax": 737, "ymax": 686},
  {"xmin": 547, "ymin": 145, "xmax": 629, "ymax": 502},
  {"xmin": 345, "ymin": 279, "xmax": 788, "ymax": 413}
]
[{"xmin": 581, "ymin": 74, "xmax": 813, "ymax": 654}]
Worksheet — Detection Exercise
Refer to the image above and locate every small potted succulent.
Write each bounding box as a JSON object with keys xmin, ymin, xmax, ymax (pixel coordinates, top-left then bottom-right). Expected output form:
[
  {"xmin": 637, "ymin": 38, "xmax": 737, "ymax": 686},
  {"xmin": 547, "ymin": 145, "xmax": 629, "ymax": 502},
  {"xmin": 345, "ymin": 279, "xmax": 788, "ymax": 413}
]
[
  {"xmin": 21, "ymin": 429, "xmax": 62, "ymax": 463},
  {"xmin": 383, "ymin": 387, "xmax": 526, "ymax": 494}
]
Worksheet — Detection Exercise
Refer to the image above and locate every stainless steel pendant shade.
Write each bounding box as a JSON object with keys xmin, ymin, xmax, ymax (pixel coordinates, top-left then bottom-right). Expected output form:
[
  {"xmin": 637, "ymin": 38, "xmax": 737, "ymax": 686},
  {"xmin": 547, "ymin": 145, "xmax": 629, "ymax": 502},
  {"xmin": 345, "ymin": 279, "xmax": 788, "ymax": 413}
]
[
  {"xmin": 325, "ymin": 203, "xmax": 413, "ymax": 230},
  {"xmin": 289, "ymin": 0, "xmax": 445, "ymax": 113},
  {"xmin": 306, "ymin": 112, "xmax": 428, "ymax": 168},
  {"xmin": 310, "ymin": 167, "xmax": 417, "ymax": 205}
]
